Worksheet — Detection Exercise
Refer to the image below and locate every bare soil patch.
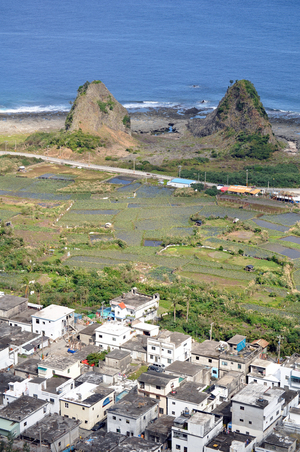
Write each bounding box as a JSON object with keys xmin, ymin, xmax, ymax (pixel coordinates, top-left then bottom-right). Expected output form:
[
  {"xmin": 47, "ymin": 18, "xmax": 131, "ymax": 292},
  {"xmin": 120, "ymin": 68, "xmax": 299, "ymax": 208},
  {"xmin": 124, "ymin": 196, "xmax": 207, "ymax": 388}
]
[{"xmin": 227, "ymin": 230, "xmax": 254, "ymax": 240}]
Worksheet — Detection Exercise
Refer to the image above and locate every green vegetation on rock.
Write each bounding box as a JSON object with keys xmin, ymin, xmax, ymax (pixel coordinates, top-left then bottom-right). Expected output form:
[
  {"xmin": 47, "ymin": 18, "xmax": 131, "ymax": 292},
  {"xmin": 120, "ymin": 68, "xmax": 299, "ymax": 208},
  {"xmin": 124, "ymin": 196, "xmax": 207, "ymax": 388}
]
[{"xmin": 25, "ymin": 130, "xmax": 105, "ymax": 153}]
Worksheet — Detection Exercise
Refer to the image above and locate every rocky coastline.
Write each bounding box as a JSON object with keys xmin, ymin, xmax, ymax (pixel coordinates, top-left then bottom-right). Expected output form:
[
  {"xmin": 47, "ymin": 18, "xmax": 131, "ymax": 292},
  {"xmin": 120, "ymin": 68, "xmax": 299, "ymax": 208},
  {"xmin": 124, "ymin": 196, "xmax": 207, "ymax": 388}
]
[{"xmin": 0, "ymin": 107, "xmax": 299, "ymax": 149}]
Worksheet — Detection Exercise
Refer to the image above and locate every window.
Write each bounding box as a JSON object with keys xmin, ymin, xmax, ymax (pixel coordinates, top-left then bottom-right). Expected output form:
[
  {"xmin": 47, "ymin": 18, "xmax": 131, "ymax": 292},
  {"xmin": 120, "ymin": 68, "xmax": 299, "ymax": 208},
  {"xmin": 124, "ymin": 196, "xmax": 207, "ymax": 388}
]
[
  {"xmin": 50, "ymin": 398, "xmax": 54, "ymax": 404},
  {"xmin": 58, "ymin": 443, "xmax": 61, "ymax": 447},
  {"xmin": 85, "ymin": 421, "xmax": 88, "ymax": 424},
  {"xmin": 82, "ymin": 407, "xmax": 85, "ymax": 410},
  {"xmin": 65, "ymin": 403, "xmax": 69, "ymax": 408},
  {"xmin": 156, "ymin": 395, "xmax": 160, "ymax": 400},
  {"xmin": 236, "ymin": 430, "xmax": 240, "ymax": 433},
  {"xmin": 238, "ymin": 364, "xmax": 242, "ymax": 369},
  {"xmin": 24, "ymin": 422, "xmax": 27, "ymax": 427},
  {"xmin": 126, "ymin": 420, "xmax": 130, "ymax": 424},
  {"xmin": 150, "ymin": 355, "xmax": 154, "ymax": 359},
  {"xmin": 113, "ymin": 416, "xmax": 116, "ymax": 420},
  {"xmin": 172, "ymin": 402, "xmax": 176, "ymax": 405},
  {"xmin": 159, "ymin": 408, "xmax": 164, "ymax": 414},
  {"xmin": 112, "ymin": 337, "xmax": 116, "ymax": 341},
  {"xmin": 33, "ymin": 394, "xmax": 38, "ymax": 399},
  {"xmin": 156, "ymin": 385, "xmax": 161, "ymax": 390},
  {"xmin": 43, "ymin": 407, "xmax": 47, "ymax": 413},
  {"xmin": 36, "ymin": 319, "xmax": 40, "ymax": 324},
  {"xmin": 196, "ymin": 356, "xmax": 199, "ymax": 360},
  {"xmin": 176, "ymin": 446, "xmax": 181, "ymax": 450},
  {"xmin": 126, "ymin": 432, "xmax": 130, "ymax": 437},
  {"xmin": 168, "ymin": 359, "xmax": 172, "ymax": 364},
  {"xmin": 140, "ymin": 382, "xmax": 145, "ymax": 389},
  {"xmin": 240, "ymin": 406, "xmax": 244, "ymax": 410},
  {"xmin": 116, "ymin": 429, "xmax": 120, "ymax": 433},
  {"xmin": 43, "ymin": 321, "xmax": 45, "ymax": 325},
  {"xmin": 249, "ymin": 421, "xmax": 252, "ymax": 425},
  {"xmin": 208, "ymin": 359, "xmax": 212, "ymax": 363},
  {"xmin": 152, "ymin": 346, "xmax": 156, "ymax": 350},
  {"xmin": 270, "ymin": 416, "xmax": 273, "ymax": 421},
  {"xmin": 276, "ymin": 410, "xmax": 279, "ymax": 415},
  {"xmin": 168, "ymin": 350, "xmax": 172, "ymax": 354},
  {"xmin": 246, "ymin": 432, "xmax": 249, "ymax": 435},
  {"xmin": 240, "ymin": 419, "xmax": 244, "ymax": 422},
  {"xmin": 99, "ymin": 334, "xmax": 102, "ymax": 338},
  {"xmin": 222, "ymin": 361, "xmax": 228, "ymax": 366},
  {"xmin": 254, "ymin": 379, "xmax": 257, "ymax": 383},
  {"xmin": 123, "ymin": 335, "xmax": 126, "ymax": 339},
  {"xmin": 172, "ymin": 411, "xmax": 175, "ymax": 415}
]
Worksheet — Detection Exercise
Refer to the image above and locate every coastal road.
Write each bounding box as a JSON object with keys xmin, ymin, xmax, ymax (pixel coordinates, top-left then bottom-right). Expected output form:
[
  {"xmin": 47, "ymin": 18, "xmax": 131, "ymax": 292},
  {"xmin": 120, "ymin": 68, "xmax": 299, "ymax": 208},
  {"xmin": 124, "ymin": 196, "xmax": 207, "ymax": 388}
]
[
  {"xmin": 0, "ymin": 150, "xmax": 174, "ymax": 181},
  {"xmin": 1, "ymin": 150, "xmax": 300, "ymax": 194}
]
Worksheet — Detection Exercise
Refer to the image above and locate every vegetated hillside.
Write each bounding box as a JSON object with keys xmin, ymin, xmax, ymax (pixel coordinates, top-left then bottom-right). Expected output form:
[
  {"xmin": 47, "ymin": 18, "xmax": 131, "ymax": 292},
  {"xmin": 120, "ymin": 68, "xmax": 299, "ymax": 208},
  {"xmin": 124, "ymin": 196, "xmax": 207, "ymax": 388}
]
[
  {"xmin": 65, "ymin": 80, "xmax": 134, "ymax": 146},
  {"xmin": 188, "ymin": 80, "xmax": 280, "ymax": 159}
]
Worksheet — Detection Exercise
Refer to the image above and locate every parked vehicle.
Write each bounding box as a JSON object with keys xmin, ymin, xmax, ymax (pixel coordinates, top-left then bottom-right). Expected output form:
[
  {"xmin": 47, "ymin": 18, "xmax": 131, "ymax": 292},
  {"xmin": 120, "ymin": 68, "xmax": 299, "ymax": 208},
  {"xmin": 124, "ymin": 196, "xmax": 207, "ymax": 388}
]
[
  {"xmin": 148, "ymin": 363, "xmax": 166, "ymax": 372},
  {"xmin": 91, "ymin": 420, "xmax": 106, "ymax": 431}
]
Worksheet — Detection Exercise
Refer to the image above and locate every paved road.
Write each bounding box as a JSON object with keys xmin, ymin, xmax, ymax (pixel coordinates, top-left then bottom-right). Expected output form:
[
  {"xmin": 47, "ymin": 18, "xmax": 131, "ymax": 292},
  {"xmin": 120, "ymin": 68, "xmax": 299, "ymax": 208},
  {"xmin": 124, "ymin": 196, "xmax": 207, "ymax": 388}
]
[
  {"xmin": 0, "ymin": 150, "xmax": 174, "ymax": 181},
  {"xmin": 1, "ymin": 150, "xmax": 300, "ymax": 194}
]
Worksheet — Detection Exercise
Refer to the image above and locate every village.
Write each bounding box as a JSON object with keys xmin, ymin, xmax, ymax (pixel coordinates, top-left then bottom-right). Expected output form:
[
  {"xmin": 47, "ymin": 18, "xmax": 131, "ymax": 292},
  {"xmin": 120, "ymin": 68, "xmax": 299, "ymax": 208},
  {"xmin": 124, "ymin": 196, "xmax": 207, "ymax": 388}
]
[{"xmin": 0, "ymin": 288, "xmax": 299, "ymax": 452}]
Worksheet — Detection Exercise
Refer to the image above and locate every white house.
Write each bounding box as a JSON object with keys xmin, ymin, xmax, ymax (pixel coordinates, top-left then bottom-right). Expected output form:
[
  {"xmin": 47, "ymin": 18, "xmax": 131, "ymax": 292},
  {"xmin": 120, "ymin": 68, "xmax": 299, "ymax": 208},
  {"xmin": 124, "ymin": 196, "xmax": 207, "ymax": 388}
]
[
  {"xmin": 167, "ymin": 178, "xmax": 197, "ymax": 188},
  {"xmin": 231, "ymin": 385, "xmax": 286, "ymax": 442},
  {"xmin": 31, "ymin": 305, "xmax": 75, "ymax": 340},
  {"xmin": 38, "ymin": 355, "xmax": 82, "ymax": 379},
  {"xmin": 110, "ymin": 288, "xmax": 159, "ymax": 322},
  {"xmin": 107, "ymin": 392, "xmax": 158, "ymax": 437},
  {"xmin": 147, "ymin": 331, "xmax": 192, "ymax": 366},
  {"xmin": 247, "ymin": 359, "xmax": 281, "ymax": 388},
  {"xmin": 171, "ymin": 411, "xmax": 223, "ymax": 452},
  {"xmin": 167, "ymin": 382, "xmax": 212, "ymax": 418},
  {"xmin": 95, "ymin": 321, "xmax": 136, "ymax": 350}
]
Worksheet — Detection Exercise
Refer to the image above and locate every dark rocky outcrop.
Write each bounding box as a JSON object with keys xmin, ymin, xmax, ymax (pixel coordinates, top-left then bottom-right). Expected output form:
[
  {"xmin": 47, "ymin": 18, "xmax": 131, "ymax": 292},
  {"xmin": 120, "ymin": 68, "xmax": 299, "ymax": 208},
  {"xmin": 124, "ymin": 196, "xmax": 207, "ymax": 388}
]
[
  {"xmin": 188, "ymin": 80, "xmax": 277, "ymax": 145},
  {"xmin": 65, "ymin": 81, "xmax": 131, "ymax": 137}
]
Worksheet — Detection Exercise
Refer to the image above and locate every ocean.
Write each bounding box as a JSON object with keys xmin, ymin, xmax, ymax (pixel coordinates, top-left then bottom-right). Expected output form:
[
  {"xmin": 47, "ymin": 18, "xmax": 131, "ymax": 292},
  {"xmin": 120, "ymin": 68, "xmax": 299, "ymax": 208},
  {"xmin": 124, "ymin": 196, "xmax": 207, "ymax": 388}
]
[{"xmin": 1, "ymin": 0, "xmax": 300, "ymax": 116}]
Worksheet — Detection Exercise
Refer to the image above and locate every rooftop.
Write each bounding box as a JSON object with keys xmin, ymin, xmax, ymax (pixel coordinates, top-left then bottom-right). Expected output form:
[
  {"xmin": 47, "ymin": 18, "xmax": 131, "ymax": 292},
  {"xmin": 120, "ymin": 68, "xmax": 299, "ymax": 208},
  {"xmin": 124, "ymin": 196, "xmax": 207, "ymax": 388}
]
[
  {"xmin": 106, "ymin": 349, "xmax": 131, "ymax": 360},
  {"xmin": 0, "ymin": 329, "xmax": 40, "ymax": 350},
  {"xmin": 145, "ymin": 415, "xmax": 175, "ymax": 436},
  {"xmin": 138, "ymin": 371, "xmax": 178, "ymax": 387},
  {"xmin": 30, "ymin": 376, "xmax": 70, "ymax": 394},
  {"xmin": 74, "ymin": 432, "xmax": 125, "ymax": 452},
  {"xmin": 192, "ymin": 340, "xmax": 224, "ymax": 358},
  {"xmin": 40, "ymin": 354, "xmax": 79, "ymax": 370},
  {"xmin": 165, "ymin": 360, "xmax": 207, "ymax": 377},
  {"xmin": 169, "ymin": 178, "xmax": 196, "ymax": 185},
  {"xmin": 110, "ymin": 288, "xmax": 158, "ymax": 310},
  {"xmin": 232, "ymin": 385, "xmax": 285, "ymax": 408},
  {"xmin": 251, "ymin": 339, "xmax": 269, "ymax": 349},
  {"xmin": 121, "ymin": 335, "xmax": 147, "ymax": 353},
  {"xmin": 216, "ymin": 371, "xmax": 242, "ymax": 388},
  {"xmin": 261, "ymin": 431, "xmax": 296, "ymax": 449},
  {"xmin": 113, "ymin": 436, "xmax": 161, "ymax": 452},
  {"xmin": 0, "ymin": 373, "xmax": 24, "ymax": 394},
  {"xmin": 212, "ymin": 401, "xmax": 232, "ymax": 420},
  {"xmin": 75, "ymin": 371, "xmax": 103, "ymax": 387},
  {"xmin": 228, "ymin": 335, "xmax": 246, "ymax": 345},
  {"xmin": 168, "ymin": 381, "xmax": 208, "ymax": 404},
  {"xmin": 14, "ymin": 358, "xmax": 39, "ymax": 375},
  {"xmin": 108, "ymin": 391, "xmax": 158, "ymax": 418},
  {"xmin": 9, "ymin": 308, "xmax": 34, "ymax": 324},
  {"xmin": 0, "ymin": 295, "xmax": 27, "ymax": 312},
  {"xmin": 61, "ymin": 382, "xmax": 113, "ymax": 406},
  {"xmin": 282, "ymin": 353, "xmax": 300, "ymax": 369},
  {"xmin": 22, "ymin": 414, "xmax": 80, "ymax": 444},
  {"xmin": 79, "ymin": 323, "xmax": 100, "ymax": 337},
  {"xmin": 251, "ymin": 358, "xmax": 274, "ymax": 369},
  {"xmin": 206, "ymin": 431, "xmax": 255, "ymax": 452},
  {"xmin": 134, "ymin": 322, "xmax": 159, "ymax": 332},
  {"xmin": 32, "ymin": 304, "xmax": 74, "ymax": 321},
  {"xmin": 0, "ymin": 395, "xmax": 47, "ymax": 421},
  {"xmin": 152, "ymin": 330, "xmax": 191, "ymax": 348},
  {"xmin": 95, "ymin": 321, "xmax": 131, "ymax": 336}
]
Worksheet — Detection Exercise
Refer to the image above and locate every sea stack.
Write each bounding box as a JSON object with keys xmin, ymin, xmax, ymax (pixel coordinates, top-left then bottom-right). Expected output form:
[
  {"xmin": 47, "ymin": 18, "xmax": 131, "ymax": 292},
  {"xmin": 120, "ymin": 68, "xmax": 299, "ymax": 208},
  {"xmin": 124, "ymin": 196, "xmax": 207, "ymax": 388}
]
[{"xmin": 65, "ymin": 80, "xmax": 131, "ymax": 136}]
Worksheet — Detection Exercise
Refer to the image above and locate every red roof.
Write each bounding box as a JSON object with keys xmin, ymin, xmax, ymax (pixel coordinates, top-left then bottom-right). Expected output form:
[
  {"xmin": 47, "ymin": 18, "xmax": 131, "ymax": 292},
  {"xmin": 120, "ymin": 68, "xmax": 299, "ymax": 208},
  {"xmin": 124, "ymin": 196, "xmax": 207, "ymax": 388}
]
[
  {"xmin": 251, "ymin": 339, "xmax": 269, "ymax": 349},
  {"xmin": 118, "ymin": 302, "xmax": 126, "ymax": 310},
  {"xmin": 220, "ymin": 186, "xmax": 229, "ymax": 193}
]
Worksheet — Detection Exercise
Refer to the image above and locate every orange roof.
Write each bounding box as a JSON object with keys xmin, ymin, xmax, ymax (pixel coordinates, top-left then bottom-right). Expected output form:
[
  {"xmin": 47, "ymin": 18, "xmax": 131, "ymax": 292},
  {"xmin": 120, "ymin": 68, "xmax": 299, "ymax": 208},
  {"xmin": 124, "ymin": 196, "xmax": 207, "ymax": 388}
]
[
  {"xmin": 251, "ymin": 339, "xmax": 269, "ymax": 349},
  {"xmin": 250, "ymin": 189, "xmax": 261, "ymax": 195},
  {"xmin": 118, "ymin": 302, "xmax": 126, "ymax": 310}
]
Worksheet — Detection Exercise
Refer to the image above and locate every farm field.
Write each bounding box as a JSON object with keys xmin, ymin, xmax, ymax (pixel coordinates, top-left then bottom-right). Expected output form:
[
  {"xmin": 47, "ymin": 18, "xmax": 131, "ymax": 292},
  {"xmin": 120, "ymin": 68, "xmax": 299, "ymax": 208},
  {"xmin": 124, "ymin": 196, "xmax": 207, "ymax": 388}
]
[{"xmin": 2, "ymin": 158, "xmax": 300, "ymax": 320}]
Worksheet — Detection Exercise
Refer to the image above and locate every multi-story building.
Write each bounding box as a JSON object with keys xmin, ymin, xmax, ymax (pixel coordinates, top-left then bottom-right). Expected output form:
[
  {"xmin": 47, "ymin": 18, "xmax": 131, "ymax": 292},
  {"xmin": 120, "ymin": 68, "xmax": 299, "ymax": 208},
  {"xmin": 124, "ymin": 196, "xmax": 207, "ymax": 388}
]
[
  {"xmin": 204, "ymin": 431, "xmax": 256, "ymax": 452},
  {"xmin": 167, "ymin": 381, "xmax": 212, "ymax": 417},
  {"xmin": 191, "ymin": 340, "xmax": 226, "ymax": 379},
  {"xmin": 147, "ymin": 331, "xmax": 192, "ymax": 366},
  {"xmin": 95, "ymin": 322, "xmax": 135, "ymax": 350},
  {"xmin": 110, "ymin": 287, "xmax": 159, "ymax": 322},
  {"xmin": 31, "ymin": 305, "xmax": 75, "ymax": 340},
  {"xmin": 247, "ymin": 359, "xmax": 281, "ymax": 387}
]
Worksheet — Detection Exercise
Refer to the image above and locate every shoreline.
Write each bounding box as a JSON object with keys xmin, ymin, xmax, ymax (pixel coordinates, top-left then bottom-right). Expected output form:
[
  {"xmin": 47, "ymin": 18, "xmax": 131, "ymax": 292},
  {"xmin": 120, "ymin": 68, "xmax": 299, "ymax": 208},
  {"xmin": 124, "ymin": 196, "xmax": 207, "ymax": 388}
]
[{"xmin": 0, "ymin": 108, "xmax": 299, "ymax": 147}]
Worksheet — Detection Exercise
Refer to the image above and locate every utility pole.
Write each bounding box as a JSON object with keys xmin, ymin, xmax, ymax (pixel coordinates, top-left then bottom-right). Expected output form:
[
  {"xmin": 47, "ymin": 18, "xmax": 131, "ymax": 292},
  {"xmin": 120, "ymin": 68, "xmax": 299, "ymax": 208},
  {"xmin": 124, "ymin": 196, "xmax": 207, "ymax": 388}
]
[
  {"xmin": 246, "ymin": 169, "xmax": 248, "ymax": 187},
  {"xmin": 101, "ymin": 300, "xmax": 105, "ymax": 318},
  {"xmin": 133, "ymin": 158, "xmax": 136, "ymax": 173},
  {"xmin": 204, "ymin": 171, "xmax": 207, "ymax": 188},
  {"xmin": 178, "ymin": 165, "xmax": 182, "ymax": 178},
  {"xmin": 210, "ymin": 322, "xmax": 214, "ymax": 341},
  {"xmin": 277, "ymin": 335, "xmax": 283, "ymax": 364}
]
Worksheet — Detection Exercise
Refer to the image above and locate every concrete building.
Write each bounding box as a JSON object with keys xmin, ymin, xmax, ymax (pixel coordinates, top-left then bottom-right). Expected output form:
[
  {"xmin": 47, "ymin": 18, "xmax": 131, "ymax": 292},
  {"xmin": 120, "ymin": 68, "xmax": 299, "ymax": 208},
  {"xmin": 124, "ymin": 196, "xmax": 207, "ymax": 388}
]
[
  {"xmin": 105, "ymin": 349, "xmax": 131, "ymax": 373},
  {"xmin": 107, "ymin": 391, "xmax": 158, "ymax": 437},
  {"xmin": 60, "ymin": 382, "xmax": 115, "ymax": 430},
  {"xmin": 38, "ymin": 354, "xmax": 82, "ymax": 379},
  {"xmin": 247, "ymin": 359, "xmax": 281, "ymax": 387},
  {"xmin": 231, "ymin": 385, "xmax": 286, "ymax": 442},
  {"xmin": 138, "ymin": 371, "xmax": 181, "ymax": 415},
  {"xmin": 120, "ymin": 335, "xmax": 148, "ymax": 361},
  {"xmin": 256, "ymin": 430, "xmax": 297, "ymax": 452},
  {"xmin": 282, "ymin": 406, "xmax": 300, "ymax": 433},
  {"xmin": 171, "ymin": 411, "xmax": 223, "ymax": 452},
  {"xmin": 75, "ymin": 371, "xmax": 103, "ymax": 387},
  {"xmin": 280, "ymin": 354, "xmax": 300, "ymax": 391},
  {"xmin": 79, "ymin": 323, "xmax": 99, "ymax": 345},
  {"xmin": 145, "ymin": 415, "xmax": 175, "ymax": 449},
  {"xmin": 191, "ymin": 340, "xmax": 226, "ymax": 378},
  {"xmin": 95, "ymin": 322, "xmax": 135, "ymax": 350},
  {"xmin": 14, "ymin": 358, "xmax": 39, "ymax": 379},
  {"xmin": 205, "ymin": 431, "xmax": 256, "ymax": 452},
  {"xmin": 212, "ymin": 371, "xmax": 244, "ymax": 401},
  {"xmin": 165, "ymin": 360, "xmax": 211, "ymax": 384},
  {"xmin": 27, "ymin": 376, "xmax": 74, "ymax": 413},
  {"xmin": 110, "ymin": 287, "xmax": 159, "ymax": 322},
  {"xmin": 112, "ymin": 436, "xmax": 163, "ymax": 452},
  {"xmin": 147, "ymin": 331, "xmax": 192, "ymax": 366},
  {"xmin": 219, "ymin": 339, "xmax": 262, "ymax": 376},
  {"xmin": 22, "ymin": 414, "xmax": 81, "ymax": 452},
  {"xmin": 167, "ymin": 178, "xmax": 197, "ymax": 188},
  {"xmin": 0, "ymin": 294, "xmax": 28, "ymax": 319},
  {"xmin": 134, "ymin": 322, "xmax": 160, "ymax": 337},
  {"xmin": 31, "ymin": 304, "xmax": 75, "ymax": 340},
  {"xmin": 167, "ymin": 381, "xmax": 212, "ymax": 417},
  {"xmin": 0, "ymin": 395, "xmax": 48, "ymax": 436}
]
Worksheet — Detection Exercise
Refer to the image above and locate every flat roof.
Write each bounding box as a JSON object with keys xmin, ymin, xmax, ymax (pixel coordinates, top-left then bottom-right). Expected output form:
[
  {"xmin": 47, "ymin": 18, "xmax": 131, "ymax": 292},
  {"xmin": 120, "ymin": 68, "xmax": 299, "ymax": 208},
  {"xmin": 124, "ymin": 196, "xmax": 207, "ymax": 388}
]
[
  {"xmin": 9, "ymin": 308, "xmax": 34, "ymax": 324},
  {"xmin": 74, "ymin": 432, "xmax": 126, "ymax": 452},
  {"xmin": 206, "ymin": 431, "xmax": 255, "ymax": 452},
  {"xmin": 153, "ymin": 330, "xmax": 190, "ymax": 348},
  {"xmin": 262, "ymin": 431, "xmax": 296, "ymax": 449},
  {"xmin": 32, "ymin": 304, "xmax": 74, "ymax": 321},
  {"xmin": 0, "ymin": 395, "xmax": 46, "ymax": 421},
  {"xmin": 121, "ymin": 335, "xmax": 147, "ymax": 353},
  {"xmin": 168, "ymin": 381, "xmax": 208, "ymax": 404},
  {"xmin": 0, "ymin": 295, "xmax": 27, "ymax": 312},
  {"xmin": 40, "ymin": 354, "xmax": 79, "ymax": 370},
  {"xmin": 228, "ymin": 335, "xmax": 246, "ymax": 345},
  {"xmin": 106, "ymin": 349, "xmax": 131, "ymax": 360},
  {"xmin": 61, "ymin": 382, "xmax": 113, "ymax": 406},
  {"xmin": 216, "ymin": 371, "xmax": 241, "ymax": 388},
  {"xmin": 145, "ymin": 415, "xmax": 175, "ymax": 436},
  {"xmin": 110, "ymin": 289, "xmax": 156, "ymax": 309},
  {"xmin": 138, "ymin": 371, "xmax": 178, "ymax": 387},
  {"xmin": 192, "ymin": 340, "xmax": 222, "ymax": 358},
  {"xmin": 134, "ymin": 322, "xmax": 159, "ymax": 332},
  {"xmin": 75, "ymin": 371, "xmax": 103, "ymax": 387},
  {"xmin": 113, "ymin": 436, "xmax": 160, "ymax": 452},
  {"xmin": 108, "ymin": 392, "xmax": 157, "ymax": 418},
  {"xmin": 169, "ymin": 178, "xmax": 197, "ymax": 185},
  {"xmin": 165, "ymin": 360, "xmax": 207, "ymax": 377},
  {"xmin": 14, "ymin": 358, "xmax": 39, "ymax": 375},
  {"xmin": 22, "ymin": 414, "xmax": 80, "ymax": 444},
  {"xmin": 251, "ymin": 358, "xmax": 274, "ymax": 368},
  {"xmin": 95, "ymin": 322, "xmax": 132, "ymax": 335},
  {"xmin": 232, "ymin": 385, "xmax": 285, "ymax": 408},
  {"xmin": 0, "ymin": 374, "xmax": 24, "ymax": 394},
  {"xmin": 80, "ymin": 323, "xmax": 99, "ymax": 336}
]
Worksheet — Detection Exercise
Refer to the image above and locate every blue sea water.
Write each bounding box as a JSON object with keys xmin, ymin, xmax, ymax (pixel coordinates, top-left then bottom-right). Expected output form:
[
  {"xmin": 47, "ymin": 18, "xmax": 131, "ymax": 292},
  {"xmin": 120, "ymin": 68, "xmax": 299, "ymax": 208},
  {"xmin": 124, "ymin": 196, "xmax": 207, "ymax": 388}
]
[{"xmin": 1, "ymin": 0, "xmax": 300, "ymax": 115}]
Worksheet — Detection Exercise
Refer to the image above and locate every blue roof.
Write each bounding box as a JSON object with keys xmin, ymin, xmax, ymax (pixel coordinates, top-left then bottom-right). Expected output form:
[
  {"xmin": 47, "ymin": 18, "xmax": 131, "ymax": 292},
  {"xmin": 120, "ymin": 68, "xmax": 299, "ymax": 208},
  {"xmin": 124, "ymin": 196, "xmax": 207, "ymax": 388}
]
[{"xmin": 170, "ymin": 178, "xmax": 197, "ymax": 184}]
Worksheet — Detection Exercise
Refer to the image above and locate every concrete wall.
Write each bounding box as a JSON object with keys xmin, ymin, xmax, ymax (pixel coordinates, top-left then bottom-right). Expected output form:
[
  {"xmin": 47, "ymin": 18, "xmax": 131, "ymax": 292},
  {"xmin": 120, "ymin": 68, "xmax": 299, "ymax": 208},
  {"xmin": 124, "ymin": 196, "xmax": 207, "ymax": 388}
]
[
  {"xmin": 107, "ymin": 403, "xmax": 158, "ymax": 436},
  {"xmin": 51, "ymin": 425, "xmax": 80, "ymax": 452}
]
